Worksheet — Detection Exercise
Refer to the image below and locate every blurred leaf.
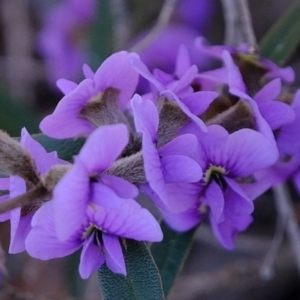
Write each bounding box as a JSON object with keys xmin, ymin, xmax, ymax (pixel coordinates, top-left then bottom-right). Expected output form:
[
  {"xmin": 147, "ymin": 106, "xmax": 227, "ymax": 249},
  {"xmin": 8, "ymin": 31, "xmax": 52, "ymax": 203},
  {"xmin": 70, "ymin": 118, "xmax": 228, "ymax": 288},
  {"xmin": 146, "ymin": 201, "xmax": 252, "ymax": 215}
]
[
  {"xmin": 150, "ymin": 222, "xmax": 197, "ymax": 297},
  {"xmin": 33, "ymin": 134, "xmax": 85, "ymax": 161},
  {"xmin": 0, "ymin": 89, "xmax": 39, "ymax": 136},
  {"xmin": 260, "ymin": 0, "xmax": 300, "ymax": 65},
  {"xmin": 88, "ymin": 0, "xmax": 113, "ymax": 70},
  {"xmin": 98, "ymin": 240, "xmax": 165, "ymax": 300}
]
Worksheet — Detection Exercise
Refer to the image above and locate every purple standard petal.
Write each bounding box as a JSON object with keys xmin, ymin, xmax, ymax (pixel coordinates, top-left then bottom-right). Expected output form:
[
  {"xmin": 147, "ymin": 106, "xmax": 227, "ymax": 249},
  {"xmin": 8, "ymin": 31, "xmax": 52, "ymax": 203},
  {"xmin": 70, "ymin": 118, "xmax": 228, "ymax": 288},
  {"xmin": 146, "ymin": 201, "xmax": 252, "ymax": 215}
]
[
  {"xmin": 102, "ymin": 234, "xmax": 126, "ymax": 276},
  {"xmin": 92, "ymin": 182, "xmax": 131, "ymax": 210},
  {"xmin": 53, "ymin": 160, "xmax": 90, "ymax": 241},
  {"xmin": 131, "ymin": 95, "xmax": 159, "ymax": 141},
  {"xmin": 89, "ymin": 197, "xmax": 163, "ymax": 242},
  {"xmin": 94, "ymin": 51, "xmax": 139, "ymax": 110},
  {"xmin": 219, "ymin": 129, "xmax": 278, "ymax": 177},
  {"xmin": 181, "ymin": 91, "xmax": 218, "ymax": 116},
  {"xmin": 158, "ymin": 134, "xmax": 199, "ymax": 158},
  {"xmin": 56, "ymin": 79, "xmax": 78, "ymax": 95},
  {"xmin": 79, "ymin": 235, "xmax": 105, "ymax": 279},
  {"xmin": 79, "ymin": 124, "xmax": 128, "ymax": 173},
  {"xmin": 100, "ymin": 175, "xmax": 138, "ymax": 199},
  {"xmin": 161, "ymin": 155, "xmax": 202, "ymax": 183},
  {"xmin": 253, "ymin": 78, "xmax": 281, "ymax": 104},
  {"xmin": 202, "ymin": 180, "xmax": 225, "ymax": 222},
  {"xmin": 259, "ymin": 101, "xmax": 295, "ymax": 130},
  {"xmin": 40, "ymin": 79, "xmax": 95, "ymax": 138}
]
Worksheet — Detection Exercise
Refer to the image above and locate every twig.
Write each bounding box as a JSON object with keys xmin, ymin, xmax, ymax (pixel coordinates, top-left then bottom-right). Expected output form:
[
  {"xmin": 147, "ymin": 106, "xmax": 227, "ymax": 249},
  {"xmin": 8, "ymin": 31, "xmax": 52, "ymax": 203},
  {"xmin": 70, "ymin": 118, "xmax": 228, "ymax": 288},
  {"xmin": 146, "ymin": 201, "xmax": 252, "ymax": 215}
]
[
  {"xmin": 273, "ymin": 183, "xmax": 300, "ymax": 277},
  {"xmin": 259, "ymin": 205, "xmax": 286, "ymax": 280},
  {"xmin": 0, "ymin": 184, "xmax": 48, "ymax": 215},
  {"xmin": 129, "ymin": 0, "xmax": 178, "ymax": 53},
  {"xmin": 221, "ymin": 0, "xmax": 257, "ymax": 49},
  {"xmin": 110, "ymin": 0, "xmax": 132, "ymax": 51}
]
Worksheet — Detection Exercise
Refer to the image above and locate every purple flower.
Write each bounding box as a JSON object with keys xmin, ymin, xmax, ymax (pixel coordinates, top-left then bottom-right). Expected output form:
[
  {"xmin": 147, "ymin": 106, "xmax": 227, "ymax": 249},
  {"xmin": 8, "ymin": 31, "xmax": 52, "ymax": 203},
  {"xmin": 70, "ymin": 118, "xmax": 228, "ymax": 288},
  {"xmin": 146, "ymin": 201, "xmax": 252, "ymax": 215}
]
[
  {"xmin": 195, "ymin": 37, "xmax": 295, "ymax": 84},
  {"xmin": 131, "ymin": 94, "xmax": 202, "ymax": 213},
  {"xmin": 37, "ymin": 0, "xmax": 96, "ymax": 83},
  {"xmin": 25, "ymin": 124, "xmax": 162, "ymax": 278},
  {"xmin": 130, "ymin": 54, "xmax": 218, "ymax": 133},
  {"xmin": 164, "ymin": 126, "xmax": 279, "ymax": 249},
  {"xmin": 223, "ymin": 51, "xmax": 295, "ymax": 131},
  {"xmin": 40, "ymin": 51, "xmax": 139, "ymax": 139},
  {"xmin": 1, "ymin": 128, "xmax": 65, "ymax": 254}
]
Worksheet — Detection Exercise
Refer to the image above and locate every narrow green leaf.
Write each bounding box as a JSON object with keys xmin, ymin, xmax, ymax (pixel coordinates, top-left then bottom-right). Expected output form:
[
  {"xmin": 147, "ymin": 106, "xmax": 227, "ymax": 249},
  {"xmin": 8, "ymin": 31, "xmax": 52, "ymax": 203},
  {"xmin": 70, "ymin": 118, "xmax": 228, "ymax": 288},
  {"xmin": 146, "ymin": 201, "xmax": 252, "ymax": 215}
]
[
  {"xmin": 88, "ymin": 0, "xmax": 113, "ymax": 70},
  {"xmin": 32, "ymin": 134, "xmax": 85, "ymax": 162},
  {"xmin": 98, "ymin": 240, "xmax": 165, "ymax": 300},
  {"xmin": 150, "ymin": 222, "xmax": 197, "ymax": 297},
  {"xmin": 260, "ymin": 0, "xmax": 300, "ymax": 65}
]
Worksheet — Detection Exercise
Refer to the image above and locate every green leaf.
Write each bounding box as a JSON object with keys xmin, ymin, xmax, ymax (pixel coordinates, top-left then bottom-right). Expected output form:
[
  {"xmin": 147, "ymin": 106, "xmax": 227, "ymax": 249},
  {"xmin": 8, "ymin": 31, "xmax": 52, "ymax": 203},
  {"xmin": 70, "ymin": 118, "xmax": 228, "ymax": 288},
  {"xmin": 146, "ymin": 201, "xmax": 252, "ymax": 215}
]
[
  {"xmin": 88, "ymin": 0, "xmax": 113, "ymax": 70},
  {"xmin": 260, "ymin": 0, "xmax": 300, "ymax": 65},
  {"xmin": 32, "ymin": 134, "xmax": 85, "ymax": 162},
  {"xmin": 0, "ymin": 88, "xmax": 39, "ymax": 136},
  {"xmin": 150, "ymin": 222, "xmax": 197, "ymax": 297},
  {"xmin": 98, "ymin": 240, "xmax": 165, "ymax": 300}
]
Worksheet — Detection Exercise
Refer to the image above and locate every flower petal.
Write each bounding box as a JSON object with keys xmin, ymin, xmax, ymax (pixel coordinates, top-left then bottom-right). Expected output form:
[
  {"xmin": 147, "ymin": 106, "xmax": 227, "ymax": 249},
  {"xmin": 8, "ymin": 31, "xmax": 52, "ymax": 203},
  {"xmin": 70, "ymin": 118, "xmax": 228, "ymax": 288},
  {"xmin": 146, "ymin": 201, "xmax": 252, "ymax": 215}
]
[
  {"xmin": 95, "ymin": 51, "xmax": 139, "ymax": 110},
  {"xmin": 79, "ymin": 124, "xmax": 129, "ymax": 173},
  {"xmin": 202, "ymin": 181, "xmax": 225, "ymax": 222},
  {"xmin": 259, "ymin": 101, "xmax": 295, "ymax": 130},
  {"xmin": 223, "ymin": 50, "xmax": 246, "ymax": 92},
  {"xmin": 79, "ymin": 235, "xmax": 105, "ymax": 279},
  {"xmin": 253, "ymin": 78, "xmax": 281, "ymax": 104},
  {"xmin": 131, "ymin": 94, "xmax": 159, "ymax": 141},
  {"xmin": 162, "ymin": 90, "xmax": 207, "ymax": 132},
  {"xmin": 175, "ymin": 45, "xmax": 192, "ymax": 78},
  {"xmin": 56, "ymin": 79, "xmax": 78, "ymax": 95},
  {"xmin": 26, "ymin": 202, "xmax": 80, "ymax": 259},
  {"xmin": 100, "ymin": 175, "xmax": 138, "ymax": 199},
  {"xmin": 102, "ymin": 234, "xmax": 126, "ymax": 275},
  {"xmin": 53, "ymin": 160, "xmax": 90, "ymax": 241},
  {"xmin": 40, "ymin": 79, "xmax": 95, "ymax": 138},
  {"xmin": 161, "ymin": 155, "xmax": 202, "ymax": 183},
  {"xmin": 162, "ymin": 207, "xmax": 202, "ymax": 232},
  {"xmin": 83, "ymin": 64, "xmax": 95, "ymax": 79},
  {"xmin": 129, "ymin": 54, "xmax": 165, "ymax": 92},
  {"xmin": 89, "ymin": 198, "xmax": 163, "ymax": 242},
  {"xmin": 158, "ymin": 134, "xmax": 198, "ymax": 157},
  {"xmin": 181, "ymin": 91, "xmax": 218, "ymax": 116},
  {"xmin": 224, "ymin": 177, "xmax": 254, "ymax": 215}
]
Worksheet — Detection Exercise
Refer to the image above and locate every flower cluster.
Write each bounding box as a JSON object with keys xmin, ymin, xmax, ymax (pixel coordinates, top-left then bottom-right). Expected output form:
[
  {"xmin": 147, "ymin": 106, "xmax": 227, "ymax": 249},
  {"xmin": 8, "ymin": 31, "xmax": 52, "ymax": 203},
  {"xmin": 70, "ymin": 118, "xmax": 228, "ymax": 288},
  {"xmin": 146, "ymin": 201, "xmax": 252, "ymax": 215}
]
[{"xmin": 0, "ymin": 36, "xmax": 299, "ymax": 279}]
